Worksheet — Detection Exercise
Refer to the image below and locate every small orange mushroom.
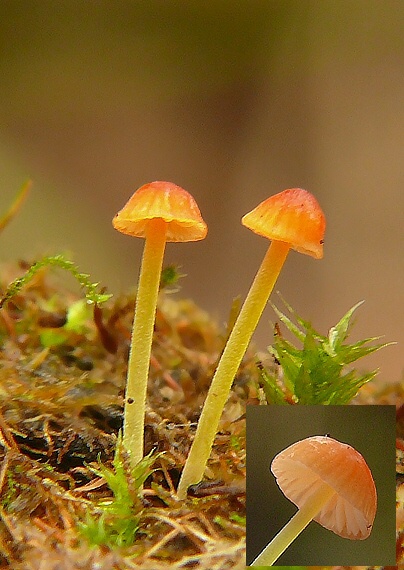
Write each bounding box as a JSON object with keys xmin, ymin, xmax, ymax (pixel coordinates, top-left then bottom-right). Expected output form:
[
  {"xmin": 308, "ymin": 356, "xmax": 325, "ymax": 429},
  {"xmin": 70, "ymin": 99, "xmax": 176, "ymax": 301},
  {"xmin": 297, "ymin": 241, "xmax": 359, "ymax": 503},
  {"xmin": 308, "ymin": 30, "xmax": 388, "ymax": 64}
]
[
  {"xmin": 177, "ymin": 188, "xmax": 325, "ymax": 498},
  {"xmin": 251, "ymin": 435, "xmax": 377, "ymax": 566},
  {"xmin": 113, "ymin": 181, "xmax": 207, "ymax": 468}
]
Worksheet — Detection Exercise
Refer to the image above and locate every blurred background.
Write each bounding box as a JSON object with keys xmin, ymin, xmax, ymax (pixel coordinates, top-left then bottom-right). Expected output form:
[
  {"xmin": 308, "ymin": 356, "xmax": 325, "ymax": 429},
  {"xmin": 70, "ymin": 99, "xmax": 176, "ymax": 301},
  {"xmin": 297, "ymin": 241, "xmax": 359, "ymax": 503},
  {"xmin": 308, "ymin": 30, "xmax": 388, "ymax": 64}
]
[{"xmin": 0, "ymin": 1, "xmax": 402, "ymax": 382}]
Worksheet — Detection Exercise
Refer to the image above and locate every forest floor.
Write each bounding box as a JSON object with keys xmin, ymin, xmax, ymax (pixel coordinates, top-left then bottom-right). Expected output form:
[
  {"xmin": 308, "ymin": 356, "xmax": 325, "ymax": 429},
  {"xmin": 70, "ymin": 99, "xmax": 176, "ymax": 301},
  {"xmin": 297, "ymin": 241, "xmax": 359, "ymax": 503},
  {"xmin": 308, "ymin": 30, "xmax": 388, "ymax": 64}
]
[{"xmin": 0, "ymin": 263, "xmax": 402, "ymax": 569}]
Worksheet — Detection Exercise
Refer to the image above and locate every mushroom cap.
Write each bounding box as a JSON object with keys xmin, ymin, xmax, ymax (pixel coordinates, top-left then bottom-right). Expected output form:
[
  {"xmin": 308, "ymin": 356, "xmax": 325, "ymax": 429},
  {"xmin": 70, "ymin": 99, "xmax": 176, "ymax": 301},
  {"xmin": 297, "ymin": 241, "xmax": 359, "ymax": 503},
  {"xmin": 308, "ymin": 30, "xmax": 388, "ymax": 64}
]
[
  {"xmin": 241, "ymin": 188, "xmax": 325, "ymax": 259},
  {"xmin": 113, "ymin": 181, "xmax": 207, "ymax": 242},
  {"xmin": 271, "ymin": 436, "xmax": 377, "ymax": 540}
]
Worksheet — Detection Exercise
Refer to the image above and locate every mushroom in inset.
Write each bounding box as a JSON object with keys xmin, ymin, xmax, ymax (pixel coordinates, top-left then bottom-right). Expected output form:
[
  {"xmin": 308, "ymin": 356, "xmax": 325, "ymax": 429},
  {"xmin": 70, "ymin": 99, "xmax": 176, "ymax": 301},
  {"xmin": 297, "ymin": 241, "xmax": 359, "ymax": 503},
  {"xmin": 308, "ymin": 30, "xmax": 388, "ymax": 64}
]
[
  {"xmin": 113, "ymin": 181, "xmax": 207, "ymax": 468},
  {"xmin": 177, "ymin": 188, "xmax": 325, "ymax": 498},
  {"xmin": 251, "ymin": 435, "xmax": 377, "ymax": 566}
]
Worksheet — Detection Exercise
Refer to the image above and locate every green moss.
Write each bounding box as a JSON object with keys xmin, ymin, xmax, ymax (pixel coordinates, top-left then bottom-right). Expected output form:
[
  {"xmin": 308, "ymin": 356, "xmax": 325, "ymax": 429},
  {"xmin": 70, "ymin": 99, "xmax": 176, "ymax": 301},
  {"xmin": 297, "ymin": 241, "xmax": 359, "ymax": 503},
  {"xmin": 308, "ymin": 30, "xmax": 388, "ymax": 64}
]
[
  {"xmin": 259, "ymin": 298, "xmax": 393, "ymax": 404},
  {"xmin": 0, "ymin": 254, "xmax": 112, "ymax": 309},
  {"xmin": 78, "ymin": 434, "xmax": 161, "ymax": 548}
]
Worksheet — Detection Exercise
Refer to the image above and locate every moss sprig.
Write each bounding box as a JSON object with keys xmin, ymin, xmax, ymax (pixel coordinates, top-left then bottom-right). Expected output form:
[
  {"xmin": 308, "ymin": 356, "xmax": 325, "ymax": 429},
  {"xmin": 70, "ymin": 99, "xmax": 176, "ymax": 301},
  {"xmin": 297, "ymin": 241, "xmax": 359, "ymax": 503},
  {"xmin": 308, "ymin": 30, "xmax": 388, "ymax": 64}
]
[
  {"xmin": 79, "ymin": 433, "xmax": 162, "ymax": 548},
  {"xmin": 259, "ymin": 298, "xmax": 394, "ymax": 405},
  {"xmin": 0, "ymin": 254, "xmax": 112, "ymax": 308}
]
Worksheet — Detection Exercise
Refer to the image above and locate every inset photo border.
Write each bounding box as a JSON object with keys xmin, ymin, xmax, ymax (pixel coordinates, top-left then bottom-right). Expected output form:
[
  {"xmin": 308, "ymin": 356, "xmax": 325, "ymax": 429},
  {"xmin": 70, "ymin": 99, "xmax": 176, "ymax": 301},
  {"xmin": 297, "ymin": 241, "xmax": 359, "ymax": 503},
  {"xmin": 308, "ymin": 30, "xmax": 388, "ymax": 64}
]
[{"xmin": 246, "ymin": 405, "xmax": 395, "ymax": 566}]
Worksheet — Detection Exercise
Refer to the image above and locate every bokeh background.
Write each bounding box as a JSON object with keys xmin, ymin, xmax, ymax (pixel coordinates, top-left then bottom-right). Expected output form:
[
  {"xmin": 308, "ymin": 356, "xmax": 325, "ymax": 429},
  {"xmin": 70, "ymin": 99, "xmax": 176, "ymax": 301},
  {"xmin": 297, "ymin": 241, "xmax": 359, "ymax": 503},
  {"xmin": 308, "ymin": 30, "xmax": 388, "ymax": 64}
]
[
  {"xmin": 1, "ymin": 1, "xmax": 402, "ymax": 382},
  {"xmin": 246, "ymin": 405, "xmax": 396, "ymax": 565}
]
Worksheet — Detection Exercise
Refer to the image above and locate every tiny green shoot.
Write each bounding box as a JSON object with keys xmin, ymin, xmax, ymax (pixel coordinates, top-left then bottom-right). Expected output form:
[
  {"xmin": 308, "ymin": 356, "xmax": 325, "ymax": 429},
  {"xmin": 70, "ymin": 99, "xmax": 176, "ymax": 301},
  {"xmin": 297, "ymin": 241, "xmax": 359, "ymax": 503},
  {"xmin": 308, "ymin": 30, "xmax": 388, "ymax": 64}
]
[
  {"xmin": 159, "ymin": 264, "xmax": 185, "ymax": 291},
  {"xmin": 229, "ymin": 512, "xmax": 246, "ymax": 525},
  {"xmin": 79, "ymin": 433, "xmax": 162, "ymax": 548}
]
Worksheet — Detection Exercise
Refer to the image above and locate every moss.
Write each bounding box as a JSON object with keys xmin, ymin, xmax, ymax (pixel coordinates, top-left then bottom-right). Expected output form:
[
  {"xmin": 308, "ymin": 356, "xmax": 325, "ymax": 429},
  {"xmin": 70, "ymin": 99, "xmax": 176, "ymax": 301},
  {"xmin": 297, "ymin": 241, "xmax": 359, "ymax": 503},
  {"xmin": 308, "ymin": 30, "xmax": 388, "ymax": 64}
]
[
  {"xmin": 0, "ymin": 262, "xmax": 249, "ymax": 569},
  {"xmin": 0, "ymin": 261, "xmax": 402, "ymax": 569}
]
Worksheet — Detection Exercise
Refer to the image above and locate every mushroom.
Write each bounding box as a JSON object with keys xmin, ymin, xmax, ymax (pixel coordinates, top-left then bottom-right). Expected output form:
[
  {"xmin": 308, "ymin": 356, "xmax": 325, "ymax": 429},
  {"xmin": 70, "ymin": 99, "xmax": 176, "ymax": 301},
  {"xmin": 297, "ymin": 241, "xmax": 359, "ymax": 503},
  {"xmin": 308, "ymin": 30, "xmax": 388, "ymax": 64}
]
[
  {"xmin": 251, "ymin": 435, "xmax": 377, "ymax": 566},
  {"xmin": 113, "ymin": 181, "xmax": 207, "ymax": 467},
  {"xmin": 177, "ymin": 188, "xmax": 325, "ymax": 498}
]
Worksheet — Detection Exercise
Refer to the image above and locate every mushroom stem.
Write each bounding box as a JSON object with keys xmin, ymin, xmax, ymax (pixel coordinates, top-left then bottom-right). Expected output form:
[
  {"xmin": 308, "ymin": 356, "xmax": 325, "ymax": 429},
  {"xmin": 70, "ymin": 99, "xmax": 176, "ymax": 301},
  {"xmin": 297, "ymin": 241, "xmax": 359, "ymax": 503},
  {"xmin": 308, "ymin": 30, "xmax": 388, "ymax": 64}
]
[
  {"xmin": 251, "ymin": 481, "xmax": 335, "ymax": 566},
  {"xmin": 177, "ymin": 240, "xmax": 290, "ymax": 498},
  {"xmin": 123, "ymin": 218, "xmax": 167, "ymax": 468}
]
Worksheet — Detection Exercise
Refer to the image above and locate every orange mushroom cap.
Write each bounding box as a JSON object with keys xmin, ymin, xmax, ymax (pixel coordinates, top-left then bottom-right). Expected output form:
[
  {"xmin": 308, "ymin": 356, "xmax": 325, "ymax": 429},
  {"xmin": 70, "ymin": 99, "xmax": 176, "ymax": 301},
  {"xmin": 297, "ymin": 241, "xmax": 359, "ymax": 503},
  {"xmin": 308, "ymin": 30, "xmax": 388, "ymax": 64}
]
[
  {"xmin": 113, "ymin": 181, "xmax": 207, "ymax": 242},
  {"xmin": 241, "ymin": 188, "xmax": 325, "ymax": 259},
  {"xmin": 271, "ymin": 436, "xmax": 377, "ymax": 540}
]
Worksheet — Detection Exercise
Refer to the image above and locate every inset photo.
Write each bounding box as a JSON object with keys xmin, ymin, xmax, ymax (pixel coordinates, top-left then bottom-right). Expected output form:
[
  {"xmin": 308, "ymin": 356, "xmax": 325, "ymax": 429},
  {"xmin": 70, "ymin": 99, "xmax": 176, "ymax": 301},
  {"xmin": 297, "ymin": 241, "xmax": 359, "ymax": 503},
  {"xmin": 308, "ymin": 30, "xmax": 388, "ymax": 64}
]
[{"xmin": 246, "ymin": 405, "xmax": 395, "ymax": 566}]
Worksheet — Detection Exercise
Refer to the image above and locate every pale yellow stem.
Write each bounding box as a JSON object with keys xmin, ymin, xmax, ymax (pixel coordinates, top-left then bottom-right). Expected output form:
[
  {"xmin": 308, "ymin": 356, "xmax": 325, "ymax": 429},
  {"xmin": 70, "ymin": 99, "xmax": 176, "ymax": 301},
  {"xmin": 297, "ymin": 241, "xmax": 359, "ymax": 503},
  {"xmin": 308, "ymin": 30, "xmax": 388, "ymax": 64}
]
[
  {"xmin": 123, "ymin": 219, "xmax": 167, "ymax": 468},
  {"xmin": 177, "ymin": 240, "xmax": 290, "ymax": 498},
  {"xmin": 250, "ymin": 482, "xmax": 335, "ymax": 566}
]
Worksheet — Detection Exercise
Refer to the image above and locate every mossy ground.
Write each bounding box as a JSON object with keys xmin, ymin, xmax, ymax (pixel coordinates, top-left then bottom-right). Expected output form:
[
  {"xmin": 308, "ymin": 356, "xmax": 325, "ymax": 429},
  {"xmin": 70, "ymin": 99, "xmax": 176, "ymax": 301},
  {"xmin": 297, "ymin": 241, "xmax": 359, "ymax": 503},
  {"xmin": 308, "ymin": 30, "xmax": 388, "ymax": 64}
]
[
  {"xmin": 0, "ymin": 263, "xmax": 402, "ymax": 569},
  {"xmin": 0, "ymin": 263, "xmax": 249, "ymax": 569}
]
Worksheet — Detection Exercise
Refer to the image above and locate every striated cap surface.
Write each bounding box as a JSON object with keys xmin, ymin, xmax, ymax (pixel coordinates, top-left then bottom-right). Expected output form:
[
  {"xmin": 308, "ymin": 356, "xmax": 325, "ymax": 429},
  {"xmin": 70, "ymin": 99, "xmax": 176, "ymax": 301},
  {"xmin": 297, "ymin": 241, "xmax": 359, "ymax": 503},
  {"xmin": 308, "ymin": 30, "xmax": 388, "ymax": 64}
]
[
  {"xmin": 242, "ymin": 188, "xmax": 325, "ymax": 259},
  {"xmin": 113, "ymin": 181, "xmax": 207, "ymax": 242},
  {"xmin": 271, "ymin": 435, "xmax": 377, "ymax": 539}
]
